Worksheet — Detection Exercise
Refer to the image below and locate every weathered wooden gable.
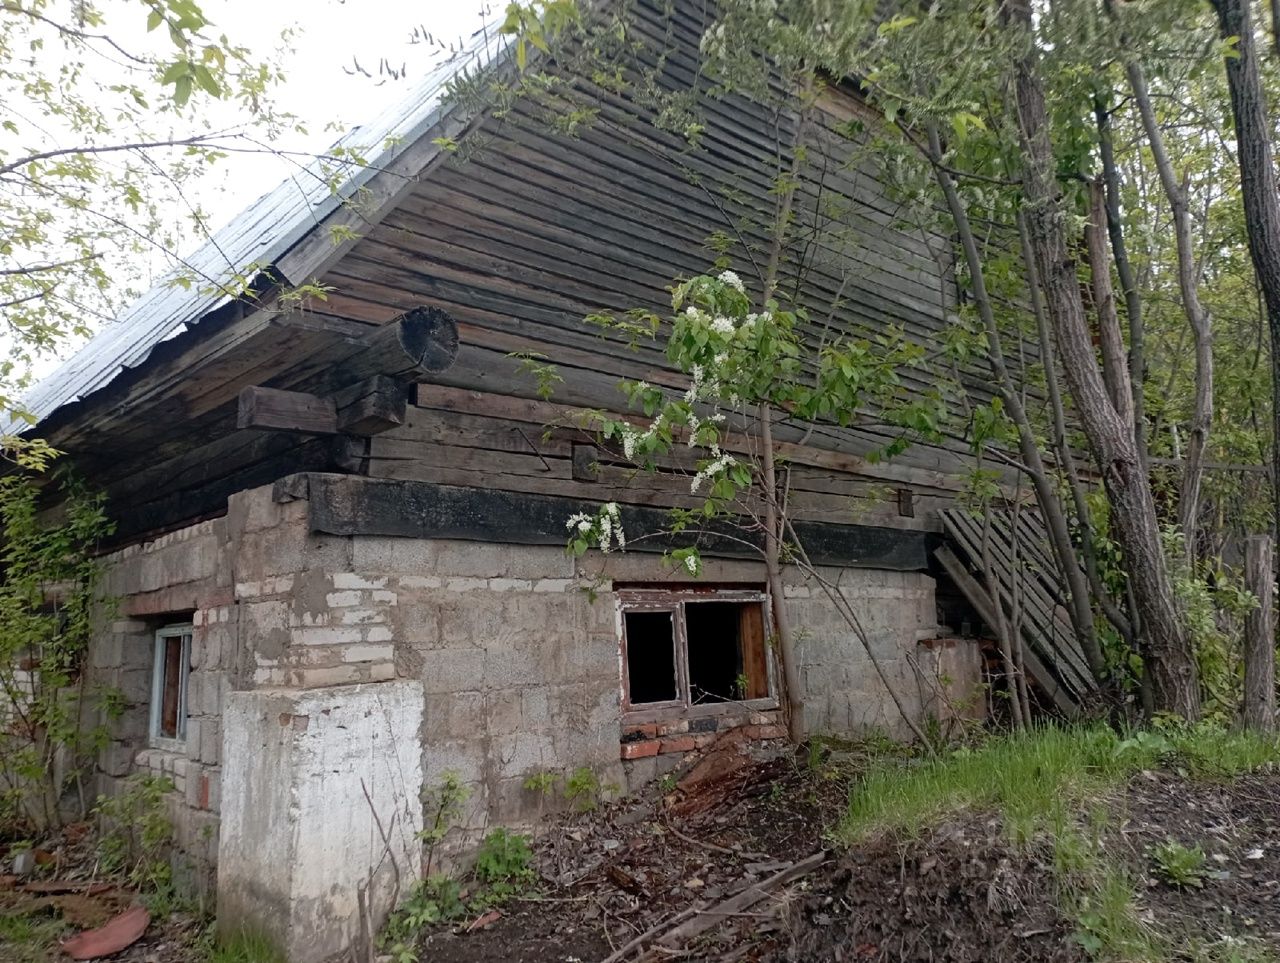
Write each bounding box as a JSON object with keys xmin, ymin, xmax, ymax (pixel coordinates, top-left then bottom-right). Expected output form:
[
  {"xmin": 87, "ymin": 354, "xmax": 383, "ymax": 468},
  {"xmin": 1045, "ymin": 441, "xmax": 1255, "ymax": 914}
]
[{"xmin": 26, "ymin": 0, "xmax": 986, "ymax": 545}]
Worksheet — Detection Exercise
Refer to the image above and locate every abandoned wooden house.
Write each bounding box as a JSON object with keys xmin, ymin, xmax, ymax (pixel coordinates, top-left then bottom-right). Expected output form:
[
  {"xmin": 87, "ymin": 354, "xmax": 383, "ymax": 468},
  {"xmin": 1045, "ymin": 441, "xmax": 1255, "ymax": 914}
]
[{"xmin": 13, "ymin": 1, "xmax": 1090, "ymax": 958}]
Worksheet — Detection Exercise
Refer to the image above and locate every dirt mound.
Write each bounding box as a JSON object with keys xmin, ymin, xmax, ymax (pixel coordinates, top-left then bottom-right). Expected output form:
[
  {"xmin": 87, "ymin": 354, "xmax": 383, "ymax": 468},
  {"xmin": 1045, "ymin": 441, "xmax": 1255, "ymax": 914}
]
[
  {"xmin": 783, "ymin": 824, "xmax": 1082, "ymax": 963},
  {"xmin": 417, "ymin": 743, "xmax": 1086, "ymax": 963}
]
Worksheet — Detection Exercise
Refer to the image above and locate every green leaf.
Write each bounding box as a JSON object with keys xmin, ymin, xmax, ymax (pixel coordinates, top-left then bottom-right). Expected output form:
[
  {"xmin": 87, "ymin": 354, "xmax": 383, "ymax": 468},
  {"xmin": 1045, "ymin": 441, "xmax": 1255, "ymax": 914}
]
[{"xmin": 877, "ymin": 14, "xmax": 918, "ymax": 35}]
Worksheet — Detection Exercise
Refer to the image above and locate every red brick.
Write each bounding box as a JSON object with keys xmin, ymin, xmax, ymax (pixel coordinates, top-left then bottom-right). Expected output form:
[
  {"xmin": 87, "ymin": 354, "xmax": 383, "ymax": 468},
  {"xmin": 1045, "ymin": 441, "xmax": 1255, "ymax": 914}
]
[
  {"xmin": 620, "ymin": 740, "xmax": 660, "ymax": 760},
  {"xmin": 198, "ymin": 773, "xmax": 210, "ymax": 810},
  {"xmin": 743, "ymin": 724, "xmax": 786, "ymax": 741},
  {"xmin": 623, "ymin": 723, "xmax": 660, "ymax": 739},
  {"xmin": 658, "ymin": 736, "xmax": 696, "ymax": 754}
]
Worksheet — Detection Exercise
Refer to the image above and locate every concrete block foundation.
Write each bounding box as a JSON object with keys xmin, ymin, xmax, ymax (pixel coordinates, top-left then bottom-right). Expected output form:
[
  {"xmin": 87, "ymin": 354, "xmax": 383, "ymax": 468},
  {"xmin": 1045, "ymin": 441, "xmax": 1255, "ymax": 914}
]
[{"xmin": 82, "ymin": 477, "xmax": 982, "ymax": 962}]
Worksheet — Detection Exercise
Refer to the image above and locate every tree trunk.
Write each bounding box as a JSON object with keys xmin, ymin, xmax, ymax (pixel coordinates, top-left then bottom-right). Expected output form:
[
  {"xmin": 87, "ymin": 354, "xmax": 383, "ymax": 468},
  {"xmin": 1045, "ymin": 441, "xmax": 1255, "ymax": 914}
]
[
  {"xmin": 1019, "ymin": 210, "xmax": 1134, "ymax": 651},
  {"xmin": 759, "ymin": 403, "xmax": 806, "ymax": 743},
  {"xmin": 1009, "ymin": 0, "xmax": 1201, "ymax": 720},
  {"xmin": 1123, "ymin": 56, "xmax": 1213, "ymax": 553},
  {"xmin": 1085, "ymin": 179, "xmax": 1134, "ymax": 430},
  {"xmin": 1211, "ymin": 0, "xmax": 1280, "ymax": 606},
  {"xmin": 1094, "ymin": 94, "xmax": 1149, "ymax": 468},
  {"xmin": 982, "ymin": 502, "xmax": 1025, "ymax": 729},
  {"xmin": 924, "ymin": 121, "xmax": 1109, "ymax": 686},
  {"xmin": 1243, "ymin": 534, "xmax": 1276, "ymax": 732}
]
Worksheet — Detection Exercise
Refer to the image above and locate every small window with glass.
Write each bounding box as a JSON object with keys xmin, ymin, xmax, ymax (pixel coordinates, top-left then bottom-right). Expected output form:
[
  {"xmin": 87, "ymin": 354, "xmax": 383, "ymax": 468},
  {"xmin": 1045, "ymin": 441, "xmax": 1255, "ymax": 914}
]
[{"xmin": 149, "ymin": 624, "xmax": 192, "ymax": 749}]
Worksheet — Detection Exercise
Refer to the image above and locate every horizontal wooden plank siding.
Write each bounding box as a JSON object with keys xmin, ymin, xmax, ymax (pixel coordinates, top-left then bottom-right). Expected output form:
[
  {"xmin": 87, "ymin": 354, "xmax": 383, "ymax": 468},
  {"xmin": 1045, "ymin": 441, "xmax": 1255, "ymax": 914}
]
[{"xmin": 44, "ymin": 0, "xmax": 1056, "ymax": 545}]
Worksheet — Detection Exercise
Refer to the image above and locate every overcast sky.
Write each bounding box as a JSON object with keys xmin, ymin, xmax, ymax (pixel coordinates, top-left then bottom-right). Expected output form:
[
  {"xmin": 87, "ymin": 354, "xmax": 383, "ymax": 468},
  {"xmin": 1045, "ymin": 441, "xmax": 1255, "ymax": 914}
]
[
  {"xmin": 192, "ymin": 0, "xmax": 493, "ymax": 229},
  {"xmin": 9, "ymin": 1, "xmax": 496, "ymax": 380}
]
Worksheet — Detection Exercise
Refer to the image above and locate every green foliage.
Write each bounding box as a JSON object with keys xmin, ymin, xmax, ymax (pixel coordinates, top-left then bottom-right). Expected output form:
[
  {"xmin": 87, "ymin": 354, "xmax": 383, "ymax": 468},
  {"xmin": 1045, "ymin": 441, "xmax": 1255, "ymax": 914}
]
[
  {"xmin": 1150, "ymin": 838, "xmax": 1208, "ymax": 889},
  {"xmin": 381, "ymin": 874, "xmax": 467, "ymax": 960},
  {"xmin": 201, "ymin": 928, "xmax": 287, "ymax": 963},
  {"xmin": 509, "ymin": 351, "xmax": 564, "ymax": 401},
  {"xmin": 839, "ymin": 723, "xmax": 1280, "ymax": 845},
  {"xmin": 1161, "ymin": 529, "xmax": 1259, "ymax": 723},
  {"xmin": 564, "ymin": 765, "xmax": 617, "ymax": 811},
  {"xmin": 0, "ymin": 471, "xmax": 115, "ymax": 830},
  {"xmin": 381, "ymin": 828, "xmax": 537, "ymax": 961},
  {"xmin": 0, "ymin": 908, "xmax": 68, "ymax": 961},
  {"xmin": 499, "ymin": 0, "xmax": 579, "ymax": 73},
  {"xmin": 842, "ymin": 723, "xmax": 1280, "ymax": 962},
  {"xmin": 417, "ymin": 771, "xmax": 470, "ymax": 875},
  {"xmin": 0, "ymin": 0, "xmax": 295, "ymax": 422},
  {"xmin": 95, "ymin": 773, "xmax": 175, "ymax": 892},
  {"xmin": 474, "ymin": 827, "xmax": 535, "ymax": 903},
  {"xmin": 558, "ymin": 270, "xmax": 941, "ymax": 573},
  {"xmin": 1066, "ymin": 854, "xmax": 1164, "ymax": 960},
  {"xmin": 521, "ymin": 770, "xmax": 559, "ymax": 796}
]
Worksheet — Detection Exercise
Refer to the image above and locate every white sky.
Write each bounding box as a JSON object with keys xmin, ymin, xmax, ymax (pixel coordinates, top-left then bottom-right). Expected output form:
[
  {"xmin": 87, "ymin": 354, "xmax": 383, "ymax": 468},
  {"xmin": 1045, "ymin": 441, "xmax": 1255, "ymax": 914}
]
[
  {"xmin": 184, "ymin": 0, "xmax": 493, "ymax": 238},
  {"xmin": 10, "ymin": 0, "xmax": 494, "ymax": 380}
]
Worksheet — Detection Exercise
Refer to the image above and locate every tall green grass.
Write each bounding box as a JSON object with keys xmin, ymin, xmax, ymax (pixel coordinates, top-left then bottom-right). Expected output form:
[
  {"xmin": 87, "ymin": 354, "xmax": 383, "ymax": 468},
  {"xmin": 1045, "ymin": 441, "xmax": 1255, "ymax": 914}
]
[
  {"xmin": 836, "ymin": 723, "xmax": 1280, "ymax": 962},
  {"xmin": 838, "ymin": 723, "xmax": 1280, "ymax": 844}
]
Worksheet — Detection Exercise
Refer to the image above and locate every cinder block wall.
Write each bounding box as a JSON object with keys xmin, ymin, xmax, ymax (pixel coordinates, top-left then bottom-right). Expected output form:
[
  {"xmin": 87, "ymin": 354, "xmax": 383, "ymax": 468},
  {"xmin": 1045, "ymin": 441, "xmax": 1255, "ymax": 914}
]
[
  {"xmin": 91, "ymin": 518, "xmax": 237, "ymax": 895},
  {"xmin": 84, "ymin": 477, "xmax": 967, "ymax": 955}
]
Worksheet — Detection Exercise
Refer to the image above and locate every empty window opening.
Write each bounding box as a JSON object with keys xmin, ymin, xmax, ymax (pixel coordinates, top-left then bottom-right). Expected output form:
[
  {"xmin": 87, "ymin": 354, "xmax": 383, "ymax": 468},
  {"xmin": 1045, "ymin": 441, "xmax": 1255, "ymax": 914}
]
[
  {"xmin": 150, "ymin": 624, "xmax": 191, "ymax": 747},
  {"xmin": 624, "ymin": 610, "xmax": 678, "ymax": 704},
  {"xmin": 620, "ymin": 591, "xmax": 772, "ymax": 713},
  {"xmin": 686, "ymin": 601, "xmax": 769, "ymax": 703}
]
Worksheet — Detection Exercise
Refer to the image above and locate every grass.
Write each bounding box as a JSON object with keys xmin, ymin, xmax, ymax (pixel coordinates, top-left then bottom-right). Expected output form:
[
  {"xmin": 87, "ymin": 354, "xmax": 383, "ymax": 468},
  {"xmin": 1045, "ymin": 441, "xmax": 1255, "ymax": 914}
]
[
  {"xmin": 838, "ymin": 723, "xmax": 1280, "ymax": 844},
  {"xmin": 835, "ymin": 723, "xmax": 1280, "ymax": 963},
  {"xmin": 202, "ymin": 928, "xmax": 287, "ymax": 963},
  {"xmin": 0, "ymin": 907, "xmax": 67, "ymax": 962}
]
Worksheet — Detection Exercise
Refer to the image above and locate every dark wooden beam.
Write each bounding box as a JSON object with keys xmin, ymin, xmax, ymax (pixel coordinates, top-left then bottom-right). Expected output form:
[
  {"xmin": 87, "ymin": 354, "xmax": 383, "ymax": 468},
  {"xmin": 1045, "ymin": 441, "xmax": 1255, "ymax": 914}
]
[
  {"xmin": 366, "ymin": 305, "xmax": 459, "ymax": 377},
  {"xmin": 237, "ymin": 385, "xmax": 338, "ymax": 434},
  {"xmin": 282, "ymin": 473, "xmax": 937, "ymax": 571},
  {"xmin": 239, "ymin": 376, "xmax": 409, "ymax": 437},
  {"xmin": 334, "ymin": 375, "xmax": 407, "ymax": 435}
]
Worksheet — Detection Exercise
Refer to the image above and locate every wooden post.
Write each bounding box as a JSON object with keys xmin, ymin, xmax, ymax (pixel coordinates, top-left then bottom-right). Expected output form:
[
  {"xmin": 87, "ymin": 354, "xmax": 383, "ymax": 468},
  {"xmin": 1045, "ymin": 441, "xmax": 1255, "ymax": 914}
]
[{"xmin": 1243, "ymin": 534, "xmax": 1276, "ymax": 732}]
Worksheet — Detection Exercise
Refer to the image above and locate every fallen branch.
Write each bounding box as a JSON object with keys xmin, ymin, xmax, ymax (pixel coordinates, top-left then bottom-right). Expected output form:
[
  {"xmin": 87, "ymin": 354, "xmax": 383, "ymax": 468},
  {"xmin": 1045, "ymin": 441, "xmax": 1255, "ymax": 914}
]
[
  {"xmin": 599, "ymin": 850, "xmax": 828, "ymax": 963},
  {"xmin": 649, "ymin": 851, "xmax": 827, "ymax": 953}
]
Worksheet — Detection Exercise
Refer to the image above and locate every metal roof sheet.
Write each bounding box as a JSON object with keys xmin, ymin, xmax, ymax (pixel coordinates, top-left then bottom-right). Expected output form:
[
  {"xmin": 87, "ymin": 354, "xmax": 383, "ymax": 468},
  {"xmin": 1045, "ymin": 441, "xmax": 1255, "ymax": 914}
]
[{"xmin": 17, "ymin": 27, "xmax": 504, "ymax": 432}]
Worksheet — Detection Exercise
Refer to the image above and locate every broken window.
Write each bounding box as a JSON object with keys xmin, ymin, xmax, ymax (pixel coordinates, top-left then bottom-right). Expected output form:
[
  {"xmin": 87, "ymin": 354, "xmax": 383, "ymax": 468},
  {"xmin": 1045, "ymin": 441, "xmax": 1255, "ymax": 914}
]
[
  {"xmin": 619, "ymin": 590, "xmax": 773, "ymax": 713},
  {"xmin": 149, "ymin": 624, "xmax": 192, "ymax": 748}
]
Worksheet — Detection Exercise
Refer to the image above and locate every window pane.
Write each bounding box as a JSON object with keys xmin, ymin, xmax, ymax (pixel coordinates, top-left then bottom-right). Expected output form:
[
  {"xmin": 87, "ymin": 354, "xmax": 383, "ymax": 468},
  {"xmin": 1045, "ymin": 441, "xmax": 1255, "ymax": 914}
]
[
  {"xmin": 685, "ymin": 602, "xmax": 744, "ymax": 703},
  {"xmin": 159, "ymin": 635, "xmax": 184, "ymax": 739},
  {"xmin": 624, "ymin": 610, "xmax": 677, "ymax": 704}
]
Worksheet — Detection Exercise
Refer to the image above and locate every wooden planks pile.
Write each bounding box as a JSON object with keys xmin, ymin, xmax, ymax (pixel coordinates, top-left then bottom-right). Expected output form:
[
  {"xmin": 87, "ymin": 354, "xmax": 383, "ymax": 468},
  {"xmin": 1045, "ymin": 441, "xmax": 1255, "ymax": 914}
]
[{"xmin": 938, "ymin": 508, "xmax": 1096, "ymax": 715}]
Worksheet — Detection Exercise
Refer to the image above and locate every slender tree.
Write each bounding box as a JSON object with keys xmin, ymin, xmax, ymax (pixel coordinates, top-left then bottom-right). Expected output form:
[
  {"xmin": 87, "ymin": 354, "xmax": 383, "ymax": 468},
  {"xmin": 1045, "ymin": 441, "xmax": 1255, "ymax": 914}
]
[{"xmin": 1009, "ymin": 0, "xmax": 1201, "ymax": 719}]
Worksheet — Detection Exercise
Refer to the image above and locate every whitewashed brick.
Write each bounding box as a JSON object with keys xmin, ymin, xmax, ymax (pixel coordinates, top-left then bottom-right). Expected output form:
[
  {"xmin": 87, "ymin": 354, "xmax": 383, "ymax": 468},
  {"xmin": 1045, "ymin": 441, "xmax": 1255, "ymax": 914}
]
[
  {"xmin": 292, "ymin": 626, "xmax": 365, "ymax": 647},
  {"xmin": 341, "ymin": 643, "xmax": 395, "ymax": 664},
  {"xmin": 488, "ymin": 578, "xmax": 533, "ymax": 592},
  {"xmin": 331, "ymin": 573, "xmax": 388, "ymax": 590}
]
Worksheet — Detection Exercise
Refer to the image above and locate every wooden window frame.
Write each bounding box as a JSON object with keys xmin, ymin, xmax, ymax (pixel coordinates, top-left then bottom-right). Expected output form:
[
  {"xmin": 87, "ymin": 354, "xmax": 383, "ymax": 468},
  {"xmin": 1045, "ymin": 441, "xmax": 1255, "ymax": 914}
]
[
  {"xmin": 618, "ymin": 588, "xmax": 778, "ymax": 723},
  {"xmin": 148, "ymin": 624, "xmax": 192, "ymax": 751}
]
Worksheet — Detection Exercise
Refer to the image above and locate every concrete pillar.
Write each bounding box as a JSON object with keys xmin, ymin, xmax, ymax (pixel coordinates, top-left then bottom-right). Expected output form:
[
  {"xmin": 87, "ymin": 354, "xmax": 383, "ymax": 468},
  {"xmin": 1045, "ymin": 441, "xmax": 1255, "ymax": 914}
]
[{"xmin": 217, "ymin": 681, "xmax": 423, "ymax": 962}]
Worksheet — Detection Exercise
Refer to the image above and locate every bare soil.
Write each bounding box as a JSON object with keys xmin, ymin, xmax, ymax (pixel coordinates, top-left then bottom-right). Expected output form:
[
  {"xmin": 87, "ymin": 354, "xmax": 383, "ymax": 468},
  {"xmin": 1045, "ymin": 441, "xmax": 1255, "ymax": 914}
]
[
  {"xmin": 418, "ymin": 746, "xmax": 1280, "ymax": 963},
  {"xmin": 4, "ymin": 747, "xmax": 1279, "ymax": 962},
  {"xmin": 1111, "ymin": 769, "xmax": 1280, "ymax": 949}
]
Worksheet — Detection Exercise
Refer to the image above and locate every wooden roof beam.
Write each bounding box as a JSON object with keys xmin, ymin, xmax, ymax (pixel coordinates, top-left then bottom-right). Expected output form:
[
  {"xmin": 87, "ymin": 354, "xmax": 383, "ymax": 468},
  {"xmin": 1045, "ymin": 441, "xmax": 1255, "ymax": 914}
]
[{"xmin": 238, "ymin": 305, "xmax": 460, "ymax": 436}]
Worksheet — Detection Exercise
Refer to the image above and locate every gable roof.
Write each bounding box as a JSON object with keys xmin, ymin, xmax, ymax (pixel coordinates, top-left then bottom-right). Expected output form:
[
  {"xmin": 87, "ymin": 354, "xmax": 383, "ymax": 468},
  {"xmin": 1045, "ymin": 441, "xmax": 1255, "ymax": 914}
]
[{"xmin": 17, "ymin": 27, "xmax": 505, "ymax": 432}]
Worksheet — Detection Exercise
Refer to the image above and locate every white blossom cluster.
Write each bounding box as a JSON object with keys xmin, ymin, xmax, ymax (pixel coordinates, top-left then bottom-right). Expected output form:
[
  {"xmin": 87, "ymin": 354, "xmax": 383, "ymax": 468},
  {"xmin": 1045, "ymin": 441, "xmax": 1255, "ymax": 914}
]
[
  {"xmin": 717, "ymin": 269, "xmax": 744, "ymax": 292},
  {"xmin": 690, "ymin": 447, "xmax": 737, "ymax": 495},
  {"xmin": 565, "ymin": 502, "xmax": 626, "ymax": 553},
  {"xmin": 613, "ymin": 410, "xmax": 665, "ymax": 461}
]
